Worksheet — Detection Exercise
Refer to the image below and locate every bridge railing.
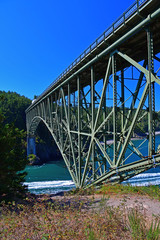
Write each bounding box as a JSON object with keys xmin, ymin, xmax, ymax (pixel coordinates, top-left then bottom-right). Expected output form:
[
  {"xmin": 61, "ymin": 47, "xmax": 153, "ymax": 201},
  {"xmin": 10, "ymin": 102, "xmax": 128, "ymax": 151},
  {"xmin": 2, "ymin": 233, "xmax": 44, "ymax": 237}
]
[{"xmin": 33, "ymin": 0, "xmax": 151, "ymax": 103}]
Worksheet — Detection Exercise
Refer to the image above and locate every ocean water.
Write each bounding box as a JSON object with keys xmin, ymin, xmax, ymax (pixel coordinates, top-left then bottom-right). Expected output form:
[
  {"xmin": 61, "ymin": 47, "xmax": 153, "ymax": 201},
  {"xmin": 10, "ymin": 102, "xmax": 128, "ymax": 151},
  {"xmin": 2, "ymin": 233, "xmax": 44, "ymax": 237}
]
[
  {"xmin": 25, "ymin": 135, "xmax": 160, "ymax": 194},
  {"xmin": 25, "ymin": 161, "xmax": 74, "ymax": 194}
]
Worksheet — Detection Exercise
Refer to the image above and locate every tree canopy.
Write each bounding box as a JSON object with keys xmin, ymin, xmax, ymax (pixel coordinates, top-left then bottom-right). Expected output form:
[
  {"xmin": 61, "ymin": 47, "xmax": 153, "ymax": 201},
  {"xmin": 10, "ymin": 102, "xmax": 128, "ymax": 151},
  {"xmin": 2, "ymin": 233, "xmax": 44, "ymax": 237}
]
[{"xmin": 0, "ymin": 91, "xmax": 31, "ymax": 130}]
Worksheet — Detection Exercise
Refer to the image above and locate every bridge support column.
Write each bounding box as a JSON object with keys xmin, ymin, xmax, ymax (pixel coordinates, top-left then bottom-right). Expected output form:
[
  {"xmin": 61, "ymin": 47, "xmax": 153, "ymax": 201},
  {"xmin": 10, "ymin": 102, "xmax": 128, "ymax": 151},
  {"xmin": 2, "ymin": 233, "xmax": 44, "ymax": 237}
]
[
  {"xmin": 112, "ymin": 54, "xmax": 117, "ymax": 165},
  {"xmin": 121, "ymin": 68, "xmax": 125, "ymax": 164},
  {"xmin": 91, "ymin": 66, "xmax": 95, "ymax": 180},
  {"xmin": 103, "ymin": 77, "xmax": 107, "ymax": 173},
  {"xmin": 68, "ymin": 84, "xmax": 71, "ymax": 165},
  {"xmin": 27, "ymin": 136, "xmax": 36, "ymax": 156},
  {"xmin": 77, "ymin": 76, "xmax": 82, "ymax": 185},
  {"xmin": 147, "ymin": 28, "xmax": 155, "ymax": 155}
]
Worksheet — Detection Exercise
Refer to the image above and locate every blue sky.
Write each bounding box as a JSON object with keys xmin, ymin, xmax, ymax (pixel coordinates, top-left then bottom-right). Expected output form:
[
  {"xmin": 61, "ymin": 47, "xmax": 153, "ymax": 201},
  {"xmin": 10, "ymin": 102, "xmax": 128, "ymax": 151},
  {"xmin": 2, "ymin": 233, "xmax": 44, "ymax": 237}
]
[{"xmin": 0, "ymin": 0, "xmax": 135, "ymax": 100}]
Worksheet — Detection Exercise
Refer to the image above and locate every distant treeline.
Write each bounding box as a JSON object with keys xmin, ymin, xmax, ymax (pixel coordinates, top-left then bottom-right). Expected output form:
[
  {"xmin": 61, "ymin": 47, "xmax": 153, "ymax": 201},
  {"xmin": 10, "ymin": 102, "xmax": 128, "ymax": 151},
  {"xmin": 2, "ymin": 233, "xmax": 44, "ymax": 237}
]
[
  {"xmin": 69, "ymin": 106, "xmax": 160, "ymax": 135},
  {"xmin": 0, "ymin": 91, "xmax": 31, "ymax": 130},
  {"xmin": 103, "ymin": 107, "xmax": 160, "ymax": 135},
  {"xmin": 1, "ymin": 90, "xmax": 159, "ymax": 135}
]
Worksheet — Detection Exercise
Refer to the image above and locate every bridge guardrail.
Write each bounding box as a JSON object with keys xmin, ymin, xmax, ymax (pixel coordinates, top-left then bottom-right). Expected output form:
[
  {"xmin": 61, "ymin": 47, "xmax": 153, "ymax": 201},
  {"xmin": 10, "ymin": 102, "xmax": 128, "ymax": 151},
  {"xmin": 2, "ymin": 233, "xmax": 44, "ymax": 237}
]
[{"xmin": 32, "ymin": 0, "xmax": 151, "ymax": 104}]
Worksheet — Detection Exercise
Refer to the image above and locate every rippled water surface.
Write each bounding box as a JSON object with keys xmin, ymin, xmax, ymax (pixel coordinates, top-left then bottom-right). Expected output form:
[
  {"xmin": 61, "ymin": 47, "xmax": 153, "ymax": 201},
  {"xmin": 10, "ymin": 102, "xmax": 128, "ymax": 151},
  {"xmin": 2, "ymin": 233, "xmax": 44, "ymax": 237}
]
[{"xmin": 25, "ymin": 135, "xmax": 160, "ymax": 194}]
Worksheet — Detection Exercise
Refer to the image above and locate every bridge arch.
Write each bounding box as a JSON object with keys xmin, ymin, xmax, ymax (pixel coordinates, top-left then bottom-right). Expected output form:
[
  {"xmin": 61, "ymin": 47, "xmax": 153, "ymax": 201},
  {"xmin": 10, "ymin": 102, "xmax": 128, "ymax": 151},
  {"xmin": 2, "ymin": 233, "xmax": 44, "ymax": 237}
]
[{"xmin": 28, "ymin": 116, "xmax": 79, "ymax": 187}]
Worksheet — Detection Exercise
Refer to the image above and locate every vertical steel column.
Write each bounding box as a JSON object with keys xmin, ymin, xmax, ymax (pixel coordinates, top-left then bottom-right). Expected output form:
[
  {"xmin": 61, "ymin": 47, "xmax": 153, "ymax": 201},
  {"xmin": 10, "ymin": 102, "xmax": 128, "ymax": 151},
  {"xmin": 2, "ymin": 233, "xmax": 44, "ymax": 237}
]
[
  {"xmin": 47, "ymin": 98, "xmax": 50, "ymax": 123},
  {"xmin": 60, "ymin": 89, "xmax": 64, "ymax": 150},
  {"xmin": 48, "ymin": 96, "xmax": 52, "ymax": 129},
  {"xmin": 152, "ymin": 80, "xmax": 155, "ymax": 154},
  {"xmin": 68, "ymin": 85, "xmax": 71, "ymax": 132},
  {"xmin": 34, "ymin": 107, "xmax": 37, "ymax": 116},
  {"xmin": 33, "ymin": 108, "xmax": 36, "ymax": 120},
  {"xmin": 54, "ymin": 92, "xmax": 57, "ymax": 132},
  {"xmin": 77, "ymin": 76, "xmax": 82, "ymax": 185},
  {"xmin": 39, "ymin": 103, "xmax": 42, "ymax": 118},
  {"xmin": 121, "ymin": 69, "xmax": 125, "ymax": 163},
  {"xmin": 46, "ymin": 98, "xmax": 49, "ymax": 123},
  {"xmin": 151, "ymin": 32, "xmax": 155, "ymax": 154},
  {"xmin": 37, "ymin": 104, "xmax": 40, "ymax": 117},
  {"xmin": 147, "ymin": 28, "xmax": 155, "ymax": 155},
  {"xmin": 50, "ymin": 94, "xmax": 53, "ymax": 130},
  {"xmin": 112, "ymin": 54, "xmax": 117, "ymax": 166},
  {"xmin": 40, "ymin": 102, "xmax": 43, "ymax": 119},
  {"xmin": 45, "ymin": 99, "xmax": 47, "ymax": 121},
  {"xmin": 68, "ymin": 84, "xmax": 71, "ymax": 165},
  {"xmin": 73, "ymin": 91, "xmax": 76, "ymax": 133},
  {"xmin": 91, "ymin": 66, "xmax": 95, "ymax": 179},
  {"xmin": 103, "ymin": 77, "xmax": 107, "ymax": 172},
  {"xmin": 73, "ymin": 92, "xmax": 76, "ymax": 110},
  {"xmin": 35, "ymin": 106, "xmax": 38, "ymax": 117},
  {"xmin": 121, "ymin": 69, "xmax": 125, "ymax": 130},
  {"xmin": 42, "ymin": 101, "xmax": 46, "ymax": 121},
  {"xmin": 55, "ymin": 92, "xmax": 57, "ymax": 114},
  {"xmin": 26, "ymin": 115, "xmax": 29, "ymax": 133}
]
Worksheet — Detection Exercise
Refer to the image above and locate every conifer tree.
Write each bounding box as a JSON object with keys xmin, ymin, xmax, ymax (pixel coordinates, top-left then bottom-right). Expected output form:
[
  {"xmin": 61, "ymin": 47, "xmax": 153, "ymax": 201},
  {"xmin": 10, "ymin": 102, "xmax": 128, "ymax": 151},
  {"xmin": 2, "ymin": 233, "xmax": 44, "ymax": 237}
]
[{"xmin": 0, "ymin": 114, "xmax": 28, "ymax": 202}]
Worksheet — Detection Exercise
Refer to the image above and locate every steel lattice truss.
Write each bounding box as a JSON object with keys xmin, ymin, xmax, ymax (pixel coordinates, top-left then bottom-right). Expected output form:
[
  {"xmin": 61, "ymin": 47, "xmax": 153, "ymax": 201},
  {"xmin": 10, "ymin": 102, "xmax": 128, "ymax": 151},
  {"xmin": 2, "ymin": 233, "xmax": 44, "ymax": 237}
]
[{"xmin": 26, "ymin": 2, "xmax": 160, "ymax": 188}]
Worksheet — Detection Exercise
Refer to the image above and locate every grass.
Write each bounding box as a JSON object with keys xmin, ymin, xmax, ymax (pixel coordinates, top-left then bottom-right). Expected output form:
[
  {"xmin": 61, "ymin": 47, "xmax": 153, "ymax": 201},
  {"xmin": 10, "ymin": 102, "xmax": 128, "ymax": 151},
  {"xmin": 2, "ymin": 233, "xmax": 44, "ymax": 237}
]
[
  {"xmin": 68, "ymin": 183, "xmax": 160, "ymax": 199},
  {"xmin": 0, "ymin": 196, "xmax": 128, "ymax": 240},
  {"xmin": 128, "ymin": 208, "xmax": 160, "ymax": 240},
  {"xmin": 94, "ymin": 184, "xmax": 160, "ymax": 200},
  {"xmin": 0, "ymin": 184, "xmax": 160, "ymax": 240}
]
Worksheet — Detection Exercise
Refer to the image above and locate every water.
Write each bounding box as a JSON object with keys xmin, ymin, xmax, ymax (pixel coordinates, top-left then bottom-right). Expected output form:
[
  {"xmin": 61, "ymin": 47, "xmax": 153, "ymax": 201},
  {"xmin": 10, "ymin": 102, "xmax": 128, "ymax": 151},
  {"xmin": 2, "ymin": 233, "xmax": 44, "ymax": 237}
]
[
  {"xmin": 25, "ymin": 135, "xmax": 160, "ymax": 194},
  {"xmin": 25, "ymin": 161, "xmax": 75, "ymax": 194}
]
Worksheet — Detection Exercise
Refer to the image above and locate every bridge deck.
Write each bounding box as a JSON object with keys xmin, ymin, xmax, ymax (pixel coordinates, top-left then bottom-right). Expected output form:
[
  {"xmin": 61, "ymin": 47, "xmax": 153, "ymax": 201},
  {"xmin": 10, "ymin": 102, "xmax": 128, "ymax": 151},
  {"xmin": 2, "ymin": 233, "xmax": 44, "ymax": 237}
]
[{"xmin": 26, "ymin": 0, "xmax": 160, "ymax": 112}]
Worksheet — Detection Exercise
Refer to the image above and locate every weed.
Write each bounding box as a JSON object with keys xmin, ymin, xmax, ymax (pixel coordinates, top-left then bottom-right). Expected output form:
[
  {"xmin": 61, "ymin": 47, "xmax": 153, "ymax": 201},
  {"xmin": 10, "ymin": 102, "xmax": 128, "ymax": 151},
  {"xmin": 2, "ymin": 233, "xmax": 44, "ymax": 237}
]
[
  {"xmin": 86, "ymin": 228, "xmax": 97, "ymax": 240},
  {"xmin": 128, "ymin": 208, "xmax": 146, "ymax": 239},
  {"xmin": 146, "ymin": 219, "xmax": 160, "ymax": 240},
  {"xmin": 128, "ymin": 208, "xmax": 160, "ymax": 240}
]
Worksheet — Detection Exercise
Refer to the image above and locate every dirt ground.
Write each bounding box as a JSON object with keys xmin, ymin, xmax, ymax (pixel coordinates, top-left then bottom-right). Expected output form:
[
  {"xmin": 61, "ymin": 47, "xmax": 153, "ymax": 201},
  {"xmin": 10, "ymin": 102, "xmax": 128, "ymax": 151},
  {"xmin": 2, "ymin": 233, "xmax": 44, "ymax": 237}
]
[{"xmin": 48, "ymin": 193, "xmax": 160, "ymax": 221}]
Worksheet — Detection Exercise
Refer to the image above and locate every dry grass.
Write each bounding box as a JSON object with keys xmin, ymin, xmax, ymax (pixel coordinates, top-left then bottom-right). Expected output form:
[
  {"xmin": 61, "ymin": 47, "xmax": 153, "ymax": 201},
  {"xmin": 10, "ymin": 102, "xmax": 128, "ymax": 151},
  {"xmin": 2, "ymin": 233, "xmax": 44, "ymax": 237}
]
[
  {"xmin": 0, "ymin": 190, "xmax": 160, "ymax": 240},
  {"xmin": 0, "ymin": 195, "xmax": 129, "ymax": 240}
]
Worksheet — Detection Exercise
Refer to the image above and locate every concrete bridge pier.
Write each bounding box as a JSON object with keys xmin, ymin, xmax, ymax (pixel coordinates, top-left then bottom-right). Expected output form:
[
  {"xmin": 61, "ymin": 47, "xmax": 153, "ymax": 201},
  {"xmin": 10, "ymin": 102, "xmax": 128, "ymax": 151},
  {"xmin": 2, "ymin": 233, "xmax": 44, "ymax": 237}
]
[{"xmin": 27, "ymin": 136, "xmax": 36, "ymax": 156}]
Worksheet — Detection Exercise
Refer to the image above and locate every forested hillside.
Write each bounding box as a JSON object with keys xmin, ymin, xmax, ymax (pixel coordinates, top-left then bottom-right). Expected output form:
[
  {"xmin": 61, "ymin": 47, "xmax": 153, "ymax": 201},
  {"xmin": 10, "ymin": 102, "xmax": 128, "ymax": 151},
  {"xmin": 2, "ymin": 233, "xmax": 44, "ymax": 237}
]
[{"xmin": 0, "ymin": 91, "xmax": 31, "ymax": 130}]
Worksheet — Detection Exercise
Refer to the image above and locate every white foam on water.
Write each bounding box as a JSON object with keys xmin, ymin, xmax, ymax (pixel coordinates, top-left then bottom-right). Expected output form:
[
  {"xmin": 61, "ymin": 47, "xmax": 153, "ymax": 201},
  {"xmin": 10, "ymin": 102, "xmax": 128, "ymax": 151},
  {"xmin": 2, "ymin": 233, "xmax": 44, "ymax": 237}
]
[
  {"xmin": 131, "ymin": 173, "xmax": 160, "ymax": 178},
  {"xmin": 126, "ymin": 176, "xmax": 160, "ymax": 183},
  {"xmin": 24, "ymin": 173, "xmax": 160, "ymax": 194},
  {"xmin": 130, "ymin": 180, "xmax": 160, "ymax": 186},
  {"xmin": 24, "ymin": 180, "xmax": 75, "ymax": 190},
  {"xmin": 124, "ymin": 172, "xmax": 160, "ymax": 186}
]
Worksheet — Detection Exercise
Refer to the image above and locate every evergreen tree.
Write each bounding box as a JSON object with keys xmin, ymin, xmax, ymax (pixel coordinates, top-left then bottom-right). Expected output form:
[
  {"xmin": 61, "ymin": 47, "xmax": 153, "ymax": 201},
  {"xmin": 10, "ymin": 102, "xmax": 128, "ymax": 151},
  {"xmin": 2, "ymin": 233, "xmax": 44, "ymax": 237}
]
[
  {"xmin": 0, "ymin": 91, "xmax": 31, "ymax": 130},
  {"xmin": 0, "ymin": 114, "xmax": 28, "ymax": 202}
]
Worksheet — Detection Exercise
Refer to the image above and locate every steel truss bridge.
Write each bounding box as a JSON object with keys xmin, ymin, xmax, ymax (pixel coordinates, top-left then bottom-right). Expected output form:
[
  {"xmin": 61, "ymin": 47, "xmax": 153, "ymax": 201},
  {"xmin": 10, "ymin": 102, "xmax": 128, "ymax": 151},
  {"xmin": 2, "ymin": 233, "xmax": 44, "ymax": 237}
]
[{"xmin": 26, "ymin": 0, "xmax": 160, "ymax": 188}]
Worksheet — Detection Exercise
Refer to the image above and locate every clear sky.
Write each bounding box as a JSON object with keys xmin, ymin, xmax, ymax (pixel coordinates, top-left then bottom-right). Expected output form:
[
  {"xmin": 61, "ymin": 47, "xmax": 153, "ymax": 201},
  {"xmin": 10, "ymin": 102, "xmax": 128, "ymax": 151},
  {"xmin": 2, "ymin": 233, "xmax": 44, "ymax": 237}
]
[{"xmin": 0, "ymin": 0, "xmax": 141, "ymax": 100}]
